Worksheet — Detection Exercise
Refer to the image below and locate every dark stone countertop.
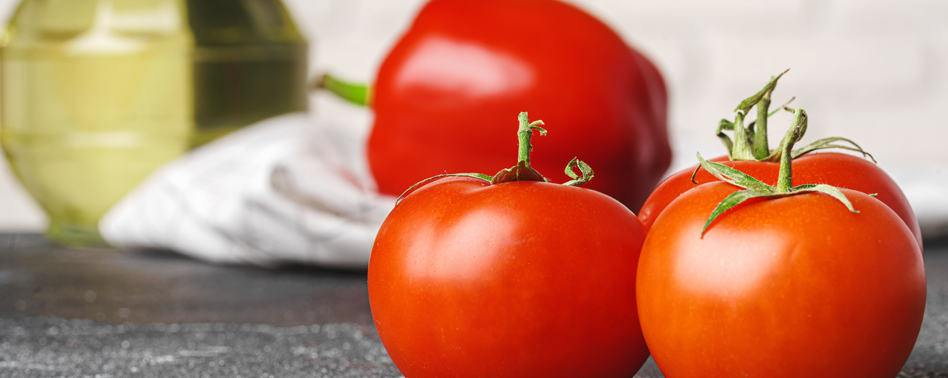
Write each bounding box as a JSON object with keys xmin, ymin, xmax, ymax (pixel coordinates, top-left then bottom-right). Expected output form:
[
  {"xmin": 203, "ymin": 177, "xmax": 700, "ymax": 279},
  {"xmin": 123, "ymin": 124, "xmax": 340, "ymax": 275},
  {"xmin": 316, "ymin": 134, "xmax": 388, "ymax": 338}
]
[{"xmin": 0, "ymin": 234, "xmax": 946, "ymax": 377}]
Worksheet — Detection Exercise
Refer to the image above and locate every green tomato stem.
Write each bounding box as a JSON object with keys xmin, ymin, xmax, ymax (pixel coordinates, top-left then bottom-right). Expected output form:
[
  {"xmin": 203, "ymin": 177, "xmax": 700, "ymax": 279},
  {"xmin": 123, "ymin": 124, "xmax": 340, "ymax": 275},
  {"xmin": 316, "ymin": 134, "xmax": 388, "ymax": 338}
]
[
  {"xmin": 752, "ymin": 80, "xmax": 775, "ymax": 159},
  {"xmin": 516, "ymin": 112, "xmax": 547, "ymax": 167},
  {"xmin": 775, "ymin": 109, "xmax": 806, "ymax": 193},
  {"xmin": 730, "ymin": 112, "xmax": 756, "ymax": 161},
  {"xmin": 490, "ymin": 112, "xmax": 548, "ymax": 184},
  {"xmin": 726, "ymin": 70, "xmax": 786, "ymax": 161},
  {"xmin": 720, "ymin": 72, "xmax": 875, "ymax": 167}
]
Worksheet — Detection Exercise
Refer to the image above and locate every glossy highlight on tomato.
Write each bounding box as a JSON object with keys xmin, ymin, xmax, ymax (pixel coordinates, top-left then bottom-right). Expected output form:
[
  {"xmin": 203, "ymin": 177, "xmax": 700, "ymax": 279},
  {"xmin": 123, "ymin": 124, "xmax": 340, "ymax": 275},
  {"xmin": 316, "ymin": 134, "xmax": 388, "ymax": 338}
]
[{"xmin": 369, "ymin": 0, "xmax": 670, "ymax": 211}]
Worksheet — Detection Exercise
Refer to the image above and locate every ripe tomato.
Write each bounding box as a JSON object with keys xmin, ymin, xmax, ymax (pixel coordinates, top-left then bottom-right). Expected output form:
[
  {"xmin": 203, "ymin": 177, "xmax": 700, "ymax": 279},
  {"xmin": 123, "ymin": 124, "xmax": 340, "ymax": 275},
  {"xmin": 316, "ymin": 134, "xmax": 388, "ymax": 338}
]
[
  {"xmin": 368, "ymin": 175, "xmax": 650, "ymax": 378},
  {"xmin": 369, "ymin": 0, "xmax": 670, "ymax": 211},
  {"xmin": 638, "ymin": 152, "xmax": 923, "ymax": 249},
  {"xmin": 637, "ymin": 181, "xmax": 926, "ymax": 378}
]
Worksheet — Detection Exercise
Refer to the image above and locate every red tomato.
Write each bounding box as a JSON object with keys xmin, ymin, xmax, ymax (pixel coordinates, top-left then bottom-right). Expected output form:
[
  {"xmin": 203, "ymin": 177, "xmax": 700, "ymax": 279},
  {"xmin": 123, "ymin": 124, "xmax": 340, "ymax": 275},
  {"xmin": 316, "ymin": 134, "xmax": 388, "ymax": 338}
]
[
  {"xmin": 369, "ymin": 0, "xmax": 670, "ymax": 211},
  {"xmin": 638, "ymin": 152, "xmax": 923, "ymax": 249},
  {"xmin": 368, "ymin": 176, "xmax": 650, "ymax": 378},
  {"xmin": 637, "ymin": 182, "xmax": 926, "ymax": 378}
]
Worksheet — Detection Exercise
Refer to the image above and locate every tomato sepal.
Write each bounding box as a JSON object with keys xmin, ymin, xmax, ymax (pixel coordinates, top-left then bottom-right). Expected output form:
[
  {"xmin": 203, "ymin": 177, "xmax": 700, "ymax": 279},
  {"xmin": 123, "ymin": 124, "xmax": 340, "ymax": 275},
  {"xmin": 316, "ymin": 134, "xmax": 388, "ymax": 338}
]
[
  {"xmin": 791, "ymin": 136, "xmax": 877, "ymax": 162},
  {"xmin": 396, "ymin": 173, "xmax": 492, "ymax": 203},
  {"xmin": 563, "ymin": 157, "xmax": 594, "ymax": 187}
]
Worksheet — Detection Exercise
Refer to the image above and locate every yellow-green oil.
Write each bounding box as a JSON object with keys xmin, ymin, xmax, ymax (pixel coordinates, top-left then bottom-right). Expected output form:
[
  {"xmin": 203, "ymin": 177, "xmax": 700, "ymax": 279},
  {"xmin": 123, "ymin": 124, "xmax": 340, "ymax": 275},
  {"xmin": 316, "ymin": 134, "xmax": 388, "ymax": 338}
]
[
  {"xmin": 0, "ymin": 0, "xmax": 307, "ymax": 246},
  {"xmin": 188, "ymin": 0, "xmax": 308, "ymax": 147}
]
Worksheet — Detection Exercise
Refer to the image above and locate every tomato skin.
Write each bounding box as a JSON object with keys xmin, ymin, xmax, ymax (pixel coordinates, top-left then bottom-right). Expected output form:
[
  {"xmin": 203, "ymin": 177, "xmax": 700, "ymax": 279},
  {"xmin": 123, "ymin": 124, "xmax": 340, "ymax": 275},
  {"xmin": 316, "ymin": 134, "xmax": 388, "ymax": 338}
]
[
  {"xmin": 369, "ymin": 0, "xmax": 670, "ymax": 211},
  {"xmin": 637, "ymin": 182, "xmax": 926, "ymax": 378},
  {"xmin": 638, "ymin": 152, "xmax": 923, "ymax": 249},
  {"xmin": 368, "ymin": 177, "xmax": 650, "ymax": 378}
]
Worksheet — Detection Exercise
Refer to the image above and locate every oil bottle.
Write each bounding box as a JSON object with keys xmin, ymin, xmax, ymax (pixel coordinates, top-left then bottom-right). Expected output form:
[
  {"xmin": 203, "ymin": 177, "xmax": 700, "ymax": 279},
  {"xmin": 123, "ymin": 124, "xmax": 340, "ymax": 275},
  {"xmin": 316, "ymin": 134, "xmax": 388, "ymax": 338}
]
[{"xmin": 0, "ymin": 0, "xmax": 308, "ymax": 246}]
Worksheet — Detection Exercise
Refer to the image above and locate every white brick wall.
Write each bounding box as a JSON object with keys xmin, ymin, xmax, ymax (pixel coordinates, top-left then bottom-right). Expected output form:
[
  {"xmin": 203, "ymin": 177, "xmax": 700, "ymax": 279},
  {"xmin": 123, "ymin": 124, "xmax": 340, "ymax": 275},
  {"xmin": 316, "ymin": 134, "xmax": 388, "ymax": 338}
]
[{"xmin": 0, "ymin": 0, "xmax": 946, "ymax": 232}]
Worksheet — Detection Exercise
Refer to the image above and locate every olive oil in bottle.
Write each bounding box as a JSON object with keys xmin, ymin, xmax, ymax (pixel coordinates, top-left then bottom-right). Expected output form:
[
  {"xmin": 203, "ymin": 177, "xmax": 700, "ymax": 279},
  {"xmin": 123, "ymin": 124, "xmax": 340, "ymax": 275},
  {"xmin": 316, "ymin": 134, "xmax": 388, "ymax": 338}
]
[
  {"xmin": 0, "ymin": 0, "xmax": 308, "ymax": 246},
  {"xmin": 187, "ymin": 0, "xmax": 308, "ymax": 147},
  {"xmin": 1, "ymin": 0, "xmax": 192, "ymax": 246}
]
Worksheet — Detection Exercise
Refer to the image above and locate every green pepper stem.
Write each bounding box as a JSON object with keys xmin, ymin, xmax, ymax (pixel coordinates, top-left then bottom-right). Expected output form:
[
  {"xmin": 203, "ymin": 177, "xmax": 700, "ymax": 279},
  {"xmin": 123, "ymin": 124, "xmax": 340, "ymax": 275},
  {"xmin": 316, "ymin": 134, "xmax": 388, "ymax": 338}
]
[{"xmin": 314, "ymin": 73, "xmax": 371, "ymax": 107}]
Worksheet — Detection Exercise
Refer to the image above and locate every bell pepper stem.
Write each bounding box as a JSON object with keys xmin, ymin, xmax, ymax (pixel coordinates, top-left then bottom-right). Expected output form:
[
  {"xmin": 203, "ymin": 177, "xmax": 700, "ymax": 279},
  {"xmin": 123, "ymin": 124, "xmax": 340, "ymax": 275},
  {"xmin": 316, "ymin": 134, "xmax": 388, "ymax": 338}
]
[{"xmin": 314, "ymin": 73, "xmax": 371, "ymax": 107}]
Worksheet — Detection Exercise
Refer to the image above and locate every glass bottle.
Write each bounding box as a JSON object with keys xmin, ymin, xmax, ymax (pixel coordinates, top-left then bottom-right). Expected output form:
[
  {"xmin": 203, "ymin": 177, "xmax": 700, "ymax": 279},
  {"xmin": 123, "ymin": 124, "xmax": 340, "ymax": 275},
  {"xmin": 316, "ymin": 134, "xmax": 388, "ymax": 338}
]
[
  {"xmin": 0, "ymin": 0, "xmax": 308, "ymax": 246},
  {"xmin": 187, "ymin": 0, "xmax": 308, "ymax": 147}
]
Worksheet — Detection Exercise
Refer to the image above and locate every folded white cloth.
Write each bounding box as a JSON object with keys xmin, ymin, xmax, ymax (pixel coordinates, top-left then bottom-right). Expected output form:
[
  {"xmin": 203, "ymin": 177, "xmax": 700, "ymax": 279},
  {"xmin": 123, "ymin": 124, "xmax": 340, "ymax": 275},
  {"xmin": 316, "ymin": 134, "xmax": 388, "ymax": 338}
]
[
  {"xmin": 101, "ymin": 113, "xmax": 948, "ymax": 269},
  {"xmin": 99, "ymin": 113, "xmax": 395, "ymax": 269}
]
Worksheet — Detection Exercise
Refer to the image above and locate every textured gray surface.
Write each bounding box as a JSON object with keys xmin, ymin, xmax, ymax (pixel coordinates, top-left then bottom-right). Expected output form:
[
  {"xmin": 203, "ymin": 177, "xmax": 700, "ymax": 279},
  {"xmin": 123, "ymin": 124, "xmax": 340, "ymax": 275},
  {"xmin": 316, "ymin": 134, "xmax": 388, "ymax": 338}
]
[
  {"xmin": 0, "ymin": 234, "xmax": 946, "ymax": 377},
  {"xmin": 0, "ymin": 235, "xmax": 373, "ymax": 326},
  {"xmin": 0, "ymin": 318, "xmax": 397, "ymax": 378}
]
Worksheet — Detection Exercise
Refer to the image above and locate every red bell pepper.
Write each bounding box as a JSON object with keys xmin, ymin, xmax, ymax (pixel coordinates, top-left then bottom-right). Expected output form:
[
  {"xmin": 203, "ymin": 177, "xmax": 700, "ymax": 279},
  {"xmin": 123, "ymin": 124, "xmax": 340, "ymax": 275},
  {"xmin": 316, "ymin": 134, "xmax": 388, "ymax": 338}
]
[{"xmin": 325, "ymin": 0, "xmax": 671, "ymax": 210}]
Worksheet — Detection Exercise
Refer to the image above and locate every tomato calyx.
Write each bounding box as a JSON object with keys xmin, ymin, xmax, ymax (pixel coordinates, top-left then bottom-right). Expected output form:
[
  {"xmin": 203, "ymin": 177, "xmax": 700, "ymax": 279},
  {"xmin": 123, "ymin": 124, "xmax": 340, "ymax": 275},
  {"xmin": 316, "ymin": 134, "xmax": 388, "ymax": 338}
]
[
  {"xmin": 490, "ymin": 112, "xmax": 550, "ymax": 184},
  {"xmin": 716, "ymin": 70, "xmax": 876, "ymax": 163},
  {"xmin": 489, "ymin": 112, "xmax": 597, "ymax": 186},
  {"xmin": 697, "ymin": 107, "xmax": 859, "ymax": 237},
  {"xmin": 396, "ymin": 112, "xmax": 594, "ymax": 202}
]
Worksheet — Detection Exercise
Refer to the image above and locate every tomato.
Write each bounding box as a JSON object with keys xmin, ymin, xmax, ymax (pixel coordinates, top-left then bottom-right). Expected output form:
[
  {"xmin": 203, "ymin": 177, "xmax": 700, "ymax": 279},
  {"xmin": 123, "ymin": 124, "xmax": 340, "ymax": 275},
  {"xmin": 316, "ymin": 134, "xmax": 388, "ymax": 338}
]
[
  {"xmin": 638, "ymin": 152, "xmax": 923, "ymax": 249},
  {"xmin": 637, "ymin": 111, "xmax": 925, "ymax": 377},
  {"xmin": 368, "ymin": 0, "xmax": 670, "ymax": 211},
  {"xmin": 636, "ymin": 181, "xmax": 926, "ymax": 378},
  {"xmin": 367, "ymin": 113, "xmax": 650, "ymax": 378}
]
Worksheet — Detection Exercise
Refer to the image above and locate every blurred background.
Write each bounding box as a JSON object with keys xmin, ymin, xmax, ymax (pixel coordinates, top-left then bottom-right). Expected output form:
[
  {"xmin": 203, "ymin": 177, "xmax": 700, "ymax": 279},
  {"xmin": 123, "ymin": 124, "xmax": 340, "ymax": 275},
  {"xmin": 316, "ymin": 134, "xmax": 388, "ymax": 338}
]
[{"xmin": 0, "ymin": 0, "xmax": 945, "ymax": 234}]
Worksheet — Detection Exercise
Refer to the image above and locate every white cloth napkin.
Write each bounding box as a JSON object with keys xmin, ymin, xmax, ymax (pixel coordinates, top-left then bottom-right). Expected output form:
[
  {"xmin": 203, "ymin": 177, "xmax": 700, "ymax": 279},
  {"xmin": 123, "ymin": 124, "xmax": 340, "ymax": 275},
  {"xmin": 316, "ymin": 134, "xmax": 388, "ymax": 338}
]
[
  {"xmin": 100, "ymin": 112, "xmax": 948, "ymax": 269},
  {"xmin": 99, "ymin": 113, "xmax": 395, "ymax": 269}
]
